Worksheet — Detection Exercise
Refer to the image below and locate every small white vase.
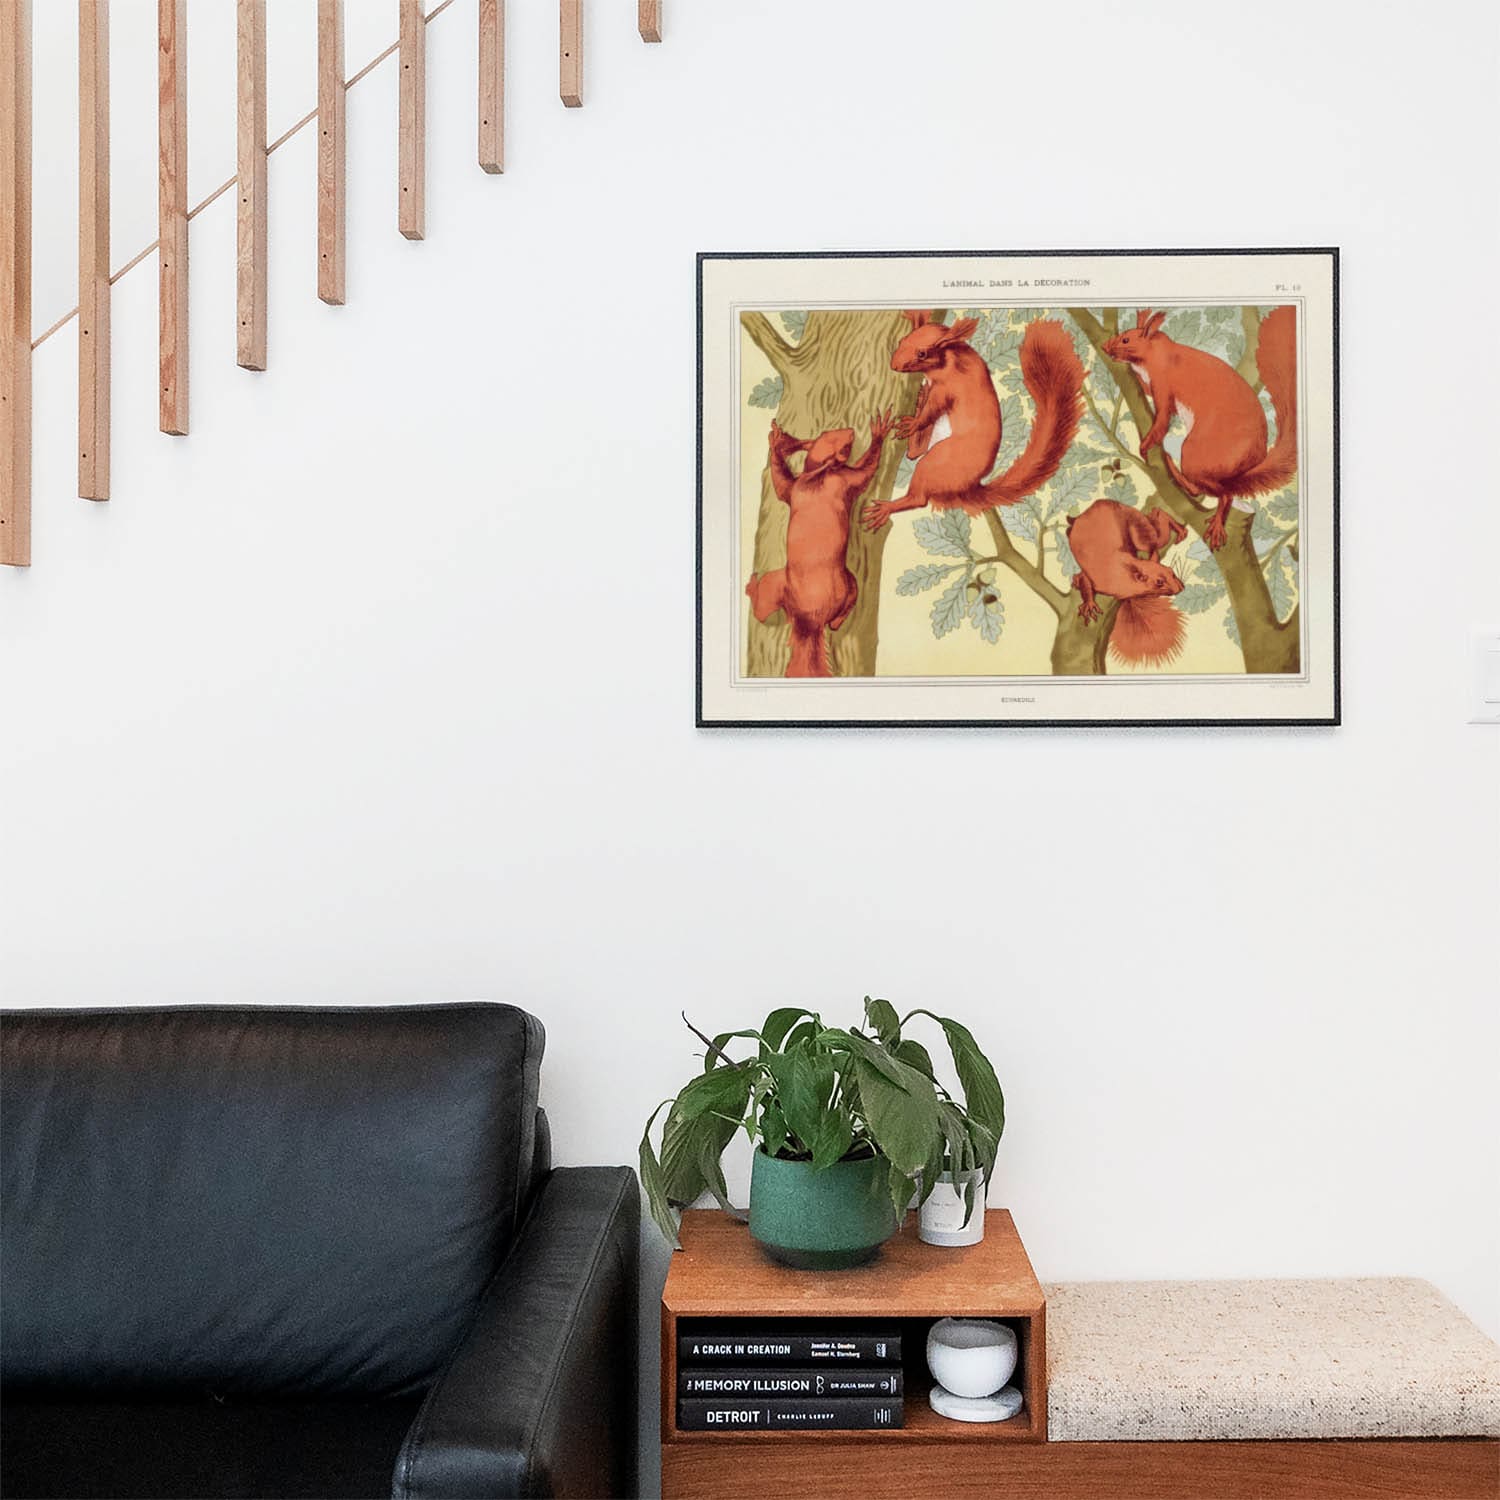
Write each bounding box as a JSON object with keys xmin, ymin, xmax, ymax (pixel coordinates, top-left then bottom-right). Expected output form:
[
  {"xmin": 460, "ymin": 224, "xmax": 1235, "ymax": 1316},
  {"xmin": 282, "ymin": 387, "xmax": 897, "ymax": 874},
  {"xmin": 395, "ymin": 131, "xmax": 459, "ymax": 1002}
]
[
  {"xmin": 926, "ymin": 1317, "xmax": 1018, "ymax": 1399},
  {"xmin": 918, "ymin": 1169, "xmax": 985, "ymax": 1246}
]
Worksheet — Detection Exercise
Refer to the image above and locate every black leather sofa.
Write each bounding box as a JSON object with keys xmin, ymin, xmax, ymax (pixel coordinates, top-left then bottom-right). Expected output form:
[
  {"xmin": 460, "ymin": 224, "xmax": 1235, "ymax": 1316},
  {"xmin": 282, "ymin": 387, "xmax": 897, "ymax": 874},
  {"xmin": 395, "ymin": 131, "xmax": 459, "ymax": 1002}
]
[{"xmin": 0, "ymin": 1004, "xmax": 639, "ymax": 1500}]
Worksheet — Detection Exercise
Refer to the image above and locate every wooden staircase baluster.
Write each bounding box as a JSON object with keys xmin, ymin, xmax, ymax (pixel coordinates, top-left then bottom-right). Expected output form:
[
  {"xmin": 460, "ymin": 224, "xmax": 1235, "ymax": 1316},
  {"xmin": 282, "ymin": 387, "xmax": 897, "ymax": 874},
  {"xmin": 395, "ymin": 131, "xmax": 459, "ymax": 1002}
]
[
  {"xmin": 478, "ymin": 0, "xmax": 503, "ymax": 174},
  {"xmin": 398, "ymin": 0, "xmax": 425, "ymax": 239},
  {"xmin": 317, "ymin": 0, "xmax": 345, "ymax": 304},
  {"xmin": 560, "ymin": 0, "xmax": 582, "ymax": 108},
  {"xmin": 158, "ymin": 0, "xmax": 188, "ymax": 435},
  {"xmin": 0, "ymin": 0, "xmax": 29, "ymax": 564},
  {"xmin": 236, "ymin": 0, "xmax": 267, "ymax": 370},
  {"xmin": 79, "ymin": 1, "xmax": 109, "ymax": 499}
]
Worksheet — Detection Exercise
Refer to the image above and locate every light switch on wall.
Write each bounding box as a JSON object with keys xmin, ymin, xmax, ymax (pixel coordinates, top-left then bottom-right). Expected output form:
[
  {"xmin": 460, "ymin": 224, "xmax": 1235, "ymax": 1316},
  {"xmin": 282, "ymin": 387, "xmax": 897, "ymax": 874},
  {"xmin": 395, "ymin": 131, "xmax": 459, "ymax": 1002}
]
[{"xmin": 1472, "ymin": 630, "xmax": 1500, "ymax": 724}]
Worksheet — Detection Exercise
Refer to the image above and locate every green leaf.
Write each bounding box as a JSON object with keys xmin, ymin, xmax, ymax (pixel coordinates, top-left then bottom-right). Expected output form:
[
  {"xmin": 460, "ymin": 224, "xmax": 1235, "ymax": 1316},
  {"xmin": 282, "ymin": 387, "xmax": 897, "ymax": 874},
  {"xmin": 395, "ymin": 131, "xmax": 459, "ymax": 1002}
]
[
  {"xmin": 1088, "ymin": 358, "xmax": 1119, "ymax": 409},
  {"xmin": 700, "ymin": 1030, "xmax": 760, "ymax": 1073},
  {"xmin": 1044, "ymin": 465, "xmax": 1096, "ymax": 522},
  {"xmin": 764, "ymin": 1044, "xmax": 833, "ymax": 1155},
  {"xmin": 896, "ymin": 562, "xmax": 963, "ymax": 596},
  {"xmin": 965, "ymin": 1115, "xmax": 999, "ymax": 1180},
  {"xmin": 1002, "ymin": 499, "xmax": 1039, "ymax": 544},
  {"xmin": 760, "ymin": 1007, "xmax": 815, "ymax": 1054},
  {"xmin": 675, "ymin": 1061, "xmax": 754, "ymax": 1123},
  {"xmin": 778, "ymin": 310, "xmax": 808, "ymax": 341},
  {"xmin": 760, "ymin": 1098, "xmax": 789, "ymax": 1159},
  {"xmin": 887, "ymin": 1158, "xmax": 917, "ymax": 1226},
  {"xmin": 913, "ymin": 1132, "xmax": 946, "ymax": 1214},
  {"xmin": 1267, "ymin": 488, "xmax": 1299, "ymax": 525},
  {"xmin": 747, "ymin": 375, "xmax": 783, "ymax": 410},
  {"xmin": 835, "ymin": 1029, "xmax": 921, "ymax": 1090},
  {"xmin": 1054, "ymin": 525, "xmax": 1078, "ymax": 581},
  {"xmin": 640, "ymin": 1100, "xmax": 680, "ymax": 1247},
  {"xmin": 905, "ymin": 1010, "xmax": 1005, "ymax": 1149},
  {"xmin": 850, "ymin": 1054, "xmax": 940, "ymax": 1175},
  {"xmin": 696, "ymin": 1127, "xmax": 735, "ymax": 1215},
  {"xmin": 1064, "ymin": 441, "xmax": 1112, "ymax": 467},
  {"xmin": 937, "ymin": 1101, "xmax": 973, "ymax": 1180},
  {"xmin": 661, "ymin": 1102, "xmax": 737, "ymax": 1204},
  {"xmin": 864, "ymin": 997, "xmax": 901, "ymax": 1045},
  {"xmin": 993, "ymin": 393, "xmax": 1026, "ymax": 468},
  {"xmin": 1164, "ymin": 308, "xmax": 1204, "ymax": 346},
  {"xmin": 781, "ymin": 1019, "xmax": 819, "ymax": 1053},
  {"xmin": 913, "ymin": 510, "xmax": 973, "ymax": 560},
  {"xmin": 893, "ymin": 1038, "xmax": 936, "ymax": 1080},
  {"xmin": 930, "ymin": 576, "xmax": 970, "ymax": 639},
  {"xmin": 1175, "ymin": 581, "xmax": 1225, "ymax": 615},
  {"xmin": 962, "ymin": 1168, "xmax": 980, "ymax": 1227},
  {"xmin": 1267, "ymin": 547, "xmax": 1296, "ymax": 621},
  {"xmin": 809, "ymin": 1108, "xmax": 854, "ymax": 1173},
  {"xmin": 968, "ymin": 583, "xmax": 1005, "ymax": 645}
]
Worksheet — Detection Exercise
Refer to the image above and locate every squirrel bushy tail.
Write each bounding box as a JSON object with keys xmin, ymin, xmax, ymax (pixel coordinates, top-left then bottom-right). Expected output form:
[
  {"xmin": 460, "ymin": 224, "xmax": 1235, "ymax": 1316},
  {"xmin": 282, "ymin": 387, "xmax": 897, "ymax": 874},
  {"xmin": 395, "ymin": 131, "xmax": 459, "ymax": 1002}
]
[
  {"xmin": 962, "ymin": 320, "xmax": 1086, "ymax": 515},
  {"xmin": 1109, "ymin": 596, "xmax": 1186, "ymax": 668},
  {"xmin": 1227, "ymin": 305, "xmax": 1297, "ymax": 497},
  {"xmin": 787, "ymin": 622, "xmax": 831, "ymax": 677}
]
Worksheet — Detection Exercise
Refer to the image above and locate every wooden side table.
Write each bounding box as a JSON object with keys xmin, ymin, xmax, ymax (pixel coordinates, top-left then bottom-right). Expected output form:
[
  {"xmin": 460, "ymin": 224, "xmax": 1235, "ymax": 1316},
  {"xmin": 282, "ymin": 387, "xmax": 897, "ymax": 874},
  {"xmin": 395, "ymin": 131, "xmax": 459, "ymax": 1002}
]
[{"xmin": 661, "ymin": 1209, "xmax": 1046, "ymax": 1500}]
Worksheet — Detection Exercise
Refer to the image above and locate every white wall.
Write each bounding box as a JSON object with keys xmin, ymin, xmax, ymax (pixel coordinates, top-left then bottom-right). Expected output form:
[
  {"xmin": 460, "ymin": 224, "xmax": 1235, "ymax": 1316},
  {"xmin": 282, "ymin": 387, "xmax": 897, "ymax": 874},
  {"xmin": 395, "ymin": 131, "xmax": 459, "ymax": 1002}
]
[{"xmin": 5, "ymin": 0, "xmax": 1498, "ymax": 1480}]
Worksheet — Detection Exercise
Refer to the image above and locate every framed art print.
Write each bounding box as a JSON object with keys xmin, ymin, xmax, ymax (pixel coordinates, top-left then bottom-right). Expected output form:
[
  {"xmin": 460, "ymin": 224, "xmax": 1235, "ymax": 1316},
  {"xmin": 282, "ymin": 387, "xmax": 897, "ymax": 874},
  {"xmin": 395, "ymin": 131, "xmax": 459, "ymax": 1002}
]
[{"xmin": 696, "ymin": 248, "xmax": 1339, "ymax": 727}]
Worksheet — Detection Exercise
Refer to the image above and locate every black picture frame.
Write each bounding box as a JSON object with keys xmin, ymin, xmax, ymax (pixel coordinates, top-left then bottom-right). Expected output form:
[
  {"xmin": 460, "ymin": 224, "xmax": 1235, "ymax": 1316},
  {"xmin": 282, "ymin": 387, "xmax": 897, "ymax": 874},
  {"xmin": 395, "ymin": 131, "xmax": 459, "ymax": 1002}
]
[{"xmin": 697, "ymin": 248, "xmax": 1340, "ymax": 729}]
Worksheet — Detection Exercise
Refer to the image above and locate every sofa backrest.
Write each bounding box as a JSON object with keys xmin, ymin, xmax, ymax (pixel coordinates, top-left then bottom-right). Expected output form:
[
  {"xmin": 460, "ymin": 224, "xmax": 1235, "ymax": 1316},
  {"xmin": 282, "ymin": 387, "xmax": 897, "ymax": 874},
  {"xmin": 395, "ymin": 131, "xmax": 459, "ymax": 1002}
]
[{"xmin": 0, "ymin": 1004, "xmax": 543, "ymax": 1399}]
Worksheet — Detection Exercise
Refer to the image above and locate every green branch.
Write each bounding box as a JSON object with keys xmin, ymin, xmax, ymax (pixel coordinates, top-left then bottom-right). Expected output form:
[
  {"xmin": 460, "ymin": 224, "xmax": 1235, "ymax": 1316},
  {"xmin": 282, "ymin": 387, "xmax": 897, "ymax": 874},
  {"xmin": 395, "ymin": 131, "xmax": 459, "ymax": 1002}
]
[{"xmin": 984, "ymin": 512, "xmax": 1068, "ymax": 617}]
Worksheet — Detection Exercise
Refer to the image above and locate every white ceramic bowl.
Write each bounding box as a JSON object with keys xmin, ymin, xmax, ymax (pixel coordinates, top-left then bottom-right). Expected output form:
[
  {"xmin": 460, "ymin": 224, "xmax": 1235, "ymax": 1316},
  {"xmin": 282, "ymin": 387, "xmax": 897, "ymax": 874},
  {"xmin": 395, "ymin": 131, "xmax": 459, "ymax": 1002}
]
[{"xmin": 926, "ymin": 1317, "xmax": 1018, "ymax": 1399}]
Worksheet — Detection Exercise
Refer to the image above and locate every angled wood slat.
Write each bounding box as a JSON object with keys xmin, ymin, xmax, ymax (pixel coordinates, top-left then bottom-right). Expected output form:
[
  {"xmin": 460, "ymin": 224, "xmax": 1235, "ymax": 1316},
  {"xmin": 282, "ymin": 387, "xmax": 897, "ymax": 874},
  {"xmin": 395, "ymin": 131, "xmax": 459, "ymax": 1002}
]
[
  {"xmin": 317, "ymin": 0, "xmax": 345, "ymax": 304},
  {"xmin": 236, "ymin": 0, "xmax": 267, "ymax": 370},
  {"xmin": 638, "ymin": 0, "xmax": 661, "ymax": 43},
  {"xmin": 79, "ymin": 2, "xmax": 109, "ymax": 500},
  {"xmin": 1, "ymin": 0, "xmax": 30, "ymax": 564},
  {"xmin": 158, "ymin": 0, "xmax": 188, "ymax": 435},
  {"xmin": 560, "ymin": 0, "xmax": 581, "ymax": 107},
  {"xmin": 398, "ymin": 0, "xmax": 425, "ymax": 239},
  {"xmin": 478, "ymin": 0, "xmax": 503, "ymax": 173}
]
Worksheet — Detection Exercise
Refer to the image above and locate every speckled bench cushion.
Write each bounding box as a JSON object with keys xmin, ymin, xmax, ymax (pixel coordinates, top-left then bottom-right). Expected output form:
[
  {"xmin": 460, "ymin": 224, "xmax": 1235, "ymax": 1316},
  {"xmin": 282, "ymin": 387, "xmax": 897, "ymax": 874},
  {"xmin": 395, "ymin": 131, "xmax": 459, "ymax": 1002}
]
[{"xmin": 1042, "ymin": 1277, "xmax": 1500, "ymax": 1441}]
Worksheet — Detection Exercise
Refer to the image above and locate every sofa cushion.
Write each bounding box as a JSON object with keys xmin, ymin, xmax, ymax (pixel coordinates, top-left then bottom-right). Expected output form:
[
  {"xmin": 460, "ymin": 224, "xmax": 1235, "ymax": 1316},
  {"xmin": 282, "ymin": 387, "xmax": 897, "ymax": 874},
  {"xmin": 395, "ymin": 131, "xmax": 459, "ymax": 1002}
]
[
  {"xmin": 1, "ymin": 1004, "xmax": 542, "ymax": 1399},
  {"xmin": 1, "ymin": 1395, "xmax": 421, "ymax": 1500},
  {"xmin": 1043, "ymin": 1277, "xmax": 1500, "ymax": 1441}
]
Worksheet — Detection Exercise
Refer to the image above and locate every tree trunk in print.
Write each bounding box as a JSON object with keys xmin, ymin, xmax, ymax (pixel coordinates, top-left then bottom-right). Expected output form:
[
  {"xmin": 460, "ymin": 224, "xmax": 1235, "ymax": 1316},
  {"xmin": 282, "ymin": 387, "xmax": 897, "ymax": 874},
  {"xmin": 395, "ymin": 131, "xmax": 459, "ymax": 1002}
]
[
  {"xmin": 1050, "ymin": 598, "xmax": 1119, "ymax": 674},
  {"xmin": 742, "ymin": 311, "xmax": 926, "ymax": 678},
  {"xmin": 1069, "ymin": 308, "xmax": 1301, "ymax": 675},
  {"xmin": 978, "ymin": 511, "xmax": 1119, "ymax": 676}
]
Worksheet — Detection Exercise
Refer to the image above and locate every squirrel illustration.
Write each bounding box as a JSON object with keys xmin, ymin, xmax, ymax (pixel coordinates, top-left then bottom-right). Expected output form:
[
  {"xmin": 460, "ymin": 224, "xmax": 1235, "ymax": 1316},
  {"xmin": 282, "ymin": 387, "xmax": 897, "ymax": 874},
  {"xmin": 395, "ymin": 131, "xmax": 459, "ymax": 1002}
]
[
  {"xmin": 1103, "ymin": 306, "xmax": 1297, "ymax": 550},
  {"xmin": 860, "ymin": 311, "xmax": 1084, "ymax": 531},
  {"xmin": 1067, "ymin": 498, "xmax": 1188, "ymax": 668},
  {"xmin": 747, "ymin": 410, "xmax": 893, "ymax": 677}
]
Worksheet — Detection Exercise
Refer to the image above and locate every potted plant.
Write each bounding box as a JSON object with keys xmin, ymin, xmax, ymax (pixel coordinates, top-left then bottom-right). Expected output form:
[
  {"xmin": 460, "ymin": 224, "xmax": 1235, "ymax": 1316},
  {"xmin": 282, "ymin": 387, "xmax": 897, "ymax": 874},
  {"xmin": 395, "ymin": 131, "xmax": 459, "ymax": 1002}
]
[{"xmin": 640, "ymin": 997, "xmax": 1004, "ymax": 1269}]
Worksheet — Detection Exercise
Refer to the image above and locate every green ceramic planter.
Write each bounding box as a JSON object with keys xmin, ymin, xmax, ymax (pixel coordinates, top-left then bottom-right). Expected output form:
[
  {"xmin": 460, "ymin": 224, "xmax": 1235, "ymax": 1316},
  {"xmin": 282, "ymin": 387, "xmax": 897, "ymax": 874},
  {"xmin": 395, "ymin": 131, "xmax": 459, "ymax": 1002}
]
[{"xmin": 748, "ymin": 1149, "xmax": 898, "ymax": 1270}]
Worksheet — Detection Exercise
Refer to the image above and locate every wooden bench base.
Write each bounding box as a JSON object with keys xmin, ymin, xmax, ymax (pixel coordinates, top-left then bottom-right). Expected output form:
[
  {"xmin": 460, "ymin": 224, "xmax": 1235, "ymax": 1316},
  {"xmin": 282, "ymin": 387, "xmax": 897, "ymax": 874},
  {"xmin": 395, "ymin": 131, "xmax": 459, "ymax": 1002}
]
[{"xmin": 662, "ymin": 1436, "xmax": 1500, "ymax": 1499}]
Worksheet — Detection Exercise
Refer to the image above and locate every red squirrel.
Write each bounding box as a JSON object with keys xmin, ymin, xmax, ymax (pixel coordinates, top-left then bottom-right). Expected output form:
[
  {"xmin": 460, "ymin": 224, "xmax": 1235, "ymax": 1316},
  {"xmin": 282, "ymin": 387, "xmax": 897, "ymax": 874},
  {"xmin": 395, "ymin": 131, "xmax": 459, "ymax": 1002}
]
[
  {"xmin": 1067, "ymin": 498, "xmax": 1188, "ymax": 668},
  {"xmin": 1103, "ymin": 306, "xmax": 1297, "ymax": 550},
  {"xmin": 747, "ymin": 410, "xmax": 893, "ymax": 677},
  {"xmin": 861, "ymin": 311, "xmax": 1084, "ymax": 531}
]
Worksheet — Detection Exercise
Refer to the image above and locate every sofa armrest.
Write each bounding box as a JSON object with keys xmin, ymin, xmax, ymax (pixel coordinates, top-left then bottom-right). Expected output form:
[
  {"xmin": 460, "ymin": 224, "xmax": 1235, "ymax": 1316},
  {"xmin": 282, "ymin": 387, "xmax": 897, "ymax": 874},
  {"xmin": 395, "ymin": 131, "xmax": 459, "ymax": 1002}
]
[{"xmin": 394, "ymin": 1166, "xmax": 640, "ymax": 1500}]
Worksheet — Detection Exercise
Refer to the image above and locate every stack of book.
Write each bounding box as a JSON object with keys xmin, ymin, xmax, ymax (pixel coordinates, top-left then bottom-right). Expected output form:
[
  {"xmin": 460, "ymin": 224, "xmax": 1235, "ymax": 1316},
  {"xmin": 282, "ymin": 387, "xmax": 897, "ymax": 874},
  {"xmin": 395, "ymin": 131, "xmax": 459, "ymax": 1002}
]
[{"xmin": 676, "ymin": 1325, "xmax": 904, "ymax": 1431}]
